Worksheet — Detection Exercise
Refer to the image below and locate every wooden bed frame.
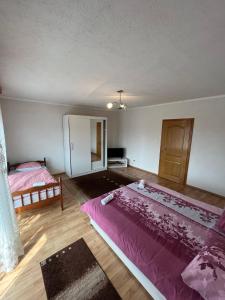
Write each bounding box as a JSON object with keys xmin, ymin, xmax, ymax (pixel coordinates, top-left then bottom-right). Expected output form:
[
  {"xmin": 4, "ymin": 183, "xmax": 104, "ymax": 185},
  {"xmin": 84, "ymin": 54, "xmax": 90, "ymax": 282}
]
[
  {"xmin": 8, "ymin": 158, "xmax": 47, "ymax": 172},
  {"xmin": 8, "ymin": 158, "xmax": 64, "ymax": 213}
]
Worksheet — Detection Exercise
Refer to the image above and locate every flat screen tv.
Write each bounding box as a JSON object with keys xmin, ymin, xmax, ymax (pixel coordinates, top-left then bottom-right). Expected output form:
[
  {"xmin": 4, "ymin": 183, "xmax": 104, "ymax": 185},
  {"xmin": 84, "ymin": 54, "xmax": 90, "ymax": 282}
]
[{"xmin": 108, "ymin": 148, "xmax": 125, "ymax": 159}]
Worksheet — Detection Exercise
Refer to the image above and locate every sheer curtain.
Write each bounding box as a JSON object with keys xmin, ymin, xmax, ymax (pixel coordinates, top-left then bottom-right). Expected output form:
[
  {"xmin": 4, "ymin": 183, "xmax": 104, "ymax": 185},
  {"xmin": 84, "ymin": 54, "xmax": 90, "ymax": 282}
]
[{"xmin": 0, "ymin": 106, "xmax": 23, "ymax": 272}]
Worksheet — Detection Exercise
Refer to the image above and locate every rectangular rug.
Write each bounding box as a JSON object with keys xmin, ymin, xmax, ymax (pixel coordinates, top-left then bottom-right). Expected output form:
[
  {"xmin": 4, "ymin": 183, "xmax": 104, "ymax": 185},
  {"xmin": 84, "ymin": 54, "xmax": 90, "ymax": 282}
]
[
  {"xmin": 40, "ymin": 238, "xmax": 121, "ymax": 300},
  {"xmin": 71, "ymin": 170, "xmax": 135, "ymax": 200}
]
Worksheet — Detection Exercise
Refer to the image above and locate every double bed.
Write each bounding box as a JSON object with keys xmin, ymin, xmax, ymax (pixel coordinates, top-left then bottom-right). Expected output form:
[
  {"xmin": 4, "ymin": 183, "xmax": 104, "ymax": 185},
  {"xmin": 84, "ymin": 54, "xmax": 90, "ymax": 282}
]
[
  {"xmin": 8, "ymin": 159, "xmax": 63, "ymax": 213},
  {"xmin": 81, "ymin": 181, "xmax": 225, "ymax": 300}
]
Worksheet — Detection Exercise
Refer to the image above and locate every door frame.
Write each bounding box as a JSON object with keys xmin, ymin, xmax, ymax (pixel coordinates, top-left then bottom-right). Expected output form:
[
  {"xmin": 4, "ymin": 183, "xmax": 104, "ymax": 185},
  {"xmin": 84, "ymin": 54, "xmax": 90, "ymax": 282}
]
[
  {"xmin": 96, "ymin": 121, "xmax": 102, "ymax": 158},
  {"xmin": 158, "ymin": 118, "xmax": 194, "ymax": 184}
]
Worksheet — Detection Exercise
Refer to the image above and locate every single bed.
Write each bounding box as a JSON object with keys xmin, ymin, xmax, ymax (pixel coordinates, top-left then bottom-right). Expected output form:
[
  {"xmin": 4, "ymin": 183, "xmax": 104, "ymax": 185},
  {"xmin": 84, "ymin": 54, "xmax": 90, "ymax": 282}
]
[
  {"xmin": 8, "ymin": 159, "xmax": 63, "ymax": 213},
  {"xmin": 81, "ymin": 181, "xmax": 225, "ymax": 300}
]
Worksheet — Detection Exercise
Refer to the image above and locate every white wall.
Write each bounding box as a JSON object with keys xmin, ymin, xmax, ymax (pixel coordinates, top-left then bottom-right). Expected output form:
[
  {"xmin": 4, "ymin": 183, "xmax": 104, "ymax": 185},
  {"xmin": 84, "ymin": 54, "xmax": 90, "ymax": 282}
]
[
  {"xmin": 0, "ymin": 98, "xmax": 118, "ymax": 174},
  {"xmin": 2, "ymin": 96, "xmax": 224, "ymax": 197},
  {"xmin": 118, "ymin": 97, "xmax": 225, "ymax": 196}
]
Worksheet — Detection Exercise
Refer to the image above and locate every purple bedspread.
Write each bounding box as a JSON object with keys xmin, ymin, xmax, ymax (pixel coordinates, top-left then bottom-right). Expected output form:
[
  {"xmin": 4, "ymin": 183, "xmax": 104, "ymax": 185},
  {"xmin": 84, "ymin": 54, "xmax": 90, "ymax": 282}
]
[{"xmin": 81, "ymin": 182, "xmax": 225, "ymax": 300}]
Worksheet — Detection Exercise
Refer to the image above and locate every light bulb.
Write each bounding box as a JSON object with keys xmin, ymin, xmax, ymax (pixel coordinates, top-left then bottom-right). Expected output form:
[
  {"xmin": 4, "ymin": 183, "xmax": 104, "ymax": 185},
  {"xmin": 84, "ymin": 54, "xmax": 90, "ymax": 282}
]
[{"xmin": 107, "ymin": 102, "xmax": 113, "ymax": 109}]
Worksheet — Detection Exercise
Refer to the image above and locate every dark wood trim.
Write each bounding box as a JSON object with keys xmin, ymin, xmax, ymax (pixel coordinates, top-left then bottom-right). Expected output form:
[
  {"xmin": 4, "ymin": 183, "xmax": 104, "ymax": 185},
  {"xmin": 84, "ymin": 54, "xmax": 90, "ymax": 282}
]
[
  {"xmin": 162, "ymin": 118, "xmax": 195, "ymax": 122},
  {"xmin": 183, "ymin": 118, "xmax": 194, "ymax": 184}
]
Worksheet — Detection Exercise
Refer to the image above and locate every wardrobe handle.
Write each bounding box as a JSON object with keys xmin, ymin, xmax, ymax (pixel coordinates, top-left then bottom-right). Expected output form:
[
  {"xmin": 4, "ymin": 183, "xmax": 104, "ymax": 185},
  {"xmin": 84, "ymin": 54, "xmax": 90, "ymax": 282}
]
[{"xmin": 70, "ymin": 142, "xmax": 74, "ymax": 151}]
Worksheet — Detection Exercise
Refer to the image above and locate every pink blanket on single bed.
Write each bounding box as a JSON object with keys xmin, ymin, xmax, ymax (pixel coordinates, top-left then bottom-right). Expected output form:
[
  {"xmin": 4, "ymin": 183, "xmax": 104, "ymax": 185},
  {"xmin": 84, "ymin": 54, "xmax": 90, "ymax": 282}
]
[
  {"xmin": 8, "ymin": 168, "xmax": 57, "ymax": 193},
  {"xmin": 81, "ymin": 182, "xmax": 225, "ymax": 300}
]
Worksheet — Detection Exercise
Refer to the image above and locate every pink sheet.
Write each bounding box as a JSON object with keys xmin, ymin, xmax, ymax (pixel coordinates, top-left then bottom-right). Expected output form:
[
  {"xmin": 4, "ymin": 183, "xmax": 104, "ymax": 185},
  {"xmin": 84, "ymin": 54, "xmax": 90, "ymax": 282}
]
[
  {"xmin": 8, "ymin": 168, "xmax": 57, "ymax": 193},
  {"xmin": 81, "ymin": 181, "xmax": 225, "ymax": 300}
]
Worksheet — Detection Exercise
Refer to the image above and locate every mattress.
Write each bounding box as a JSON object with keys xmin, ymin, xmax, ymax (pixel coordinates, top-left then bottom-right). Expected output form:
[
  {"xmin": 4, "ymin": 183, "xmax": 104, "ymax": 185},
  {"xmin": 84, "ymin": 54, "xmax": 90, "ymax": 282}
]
[{"xmin": 81, "ymin": 181, "xmax": 224, "ymax": 300}]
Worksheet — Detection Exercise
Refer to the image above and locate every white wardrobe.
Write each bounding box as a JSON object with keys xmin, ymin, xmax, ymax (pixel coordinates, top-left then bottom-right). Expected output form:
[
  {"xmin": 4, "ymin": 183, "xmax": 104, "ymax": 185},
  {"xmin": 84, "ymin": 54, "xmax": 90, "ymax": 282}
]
[{"xmin": 63, "ymin": 115, "xmax": 107, "ymax": 178}]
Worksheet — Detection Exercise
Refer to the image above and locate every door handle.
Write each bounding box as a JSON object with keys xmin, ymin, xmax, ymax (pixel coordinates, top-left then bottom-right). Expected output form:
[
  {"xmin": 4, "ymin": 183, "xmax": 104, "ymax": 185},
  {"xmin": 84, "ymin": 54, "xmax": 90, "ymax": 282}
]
[{"xmin": 70, "ymin": 142, "xmax": 74, "ymax": 151}]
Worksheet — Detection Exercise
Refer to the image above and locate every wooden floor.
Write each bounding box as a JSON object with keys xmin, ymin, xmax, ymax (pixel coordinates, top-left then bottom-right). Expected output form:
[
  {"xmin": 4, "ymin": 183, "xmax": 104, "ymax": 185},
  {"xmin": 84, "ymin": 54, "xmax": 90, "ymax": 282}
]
[
  {"xmin": 91, "ymin": 152, "xmax": 101, "ymax": 162},
  {"xmin": 0, "ymin": 167, "xmax": 224, "ymax": 300},
  {"xmin": 115, "ymin": 166, "xmax": 225, "ymax": 209}
]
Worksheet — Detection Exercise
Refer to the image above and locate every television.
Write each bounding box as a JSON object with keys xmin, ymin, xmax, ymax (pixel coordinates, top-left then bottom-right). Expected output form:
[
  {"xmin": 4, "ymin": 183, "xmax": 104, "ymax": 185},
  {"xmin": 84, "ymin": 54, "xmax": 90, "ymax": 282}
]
[{"xmin": 107, "ymin": 148, "xmax": 125, "ymax": 159}]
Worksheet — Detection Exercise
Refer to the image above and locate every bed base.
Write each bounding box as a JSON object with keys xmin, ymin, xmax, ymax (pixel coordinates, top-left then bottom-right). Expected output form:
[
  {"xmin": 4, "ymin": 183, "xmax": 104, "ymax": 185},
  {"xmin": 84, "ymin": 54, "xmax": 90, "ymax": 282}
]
[
  {"xmin": 12, "ymin": 176, "xmax": 63, "ymax": 213},
  {"xmin": 90, "ymin": 219, "xmax": 166, "ymax": 300}
]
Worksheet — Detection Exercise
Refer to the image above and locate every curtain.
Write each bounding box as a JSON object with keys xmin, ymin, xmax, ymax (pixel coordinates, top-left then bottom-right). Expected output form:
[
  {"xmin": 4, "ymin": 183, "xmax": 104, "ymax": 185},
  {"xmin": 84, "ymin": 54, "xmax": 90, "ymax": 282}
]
[{"xmin": 0, "ymin": 107, "xmax": 23, "ymax": 272}]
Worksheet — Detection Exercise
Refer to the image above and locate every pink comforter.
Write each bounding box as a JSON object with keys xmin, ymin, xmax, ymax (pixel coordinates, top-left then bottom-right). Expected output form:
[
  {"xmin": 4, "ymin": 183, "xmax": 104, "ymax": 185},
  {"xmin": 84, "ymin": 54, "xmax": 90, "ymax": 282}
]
[
  {"xmin": 8, "ymin": 168, "xmax": 56, "ymax": 193},
  {"xmin": 81, "ymin": 182, "xmax": 225, "ymax": 300}
]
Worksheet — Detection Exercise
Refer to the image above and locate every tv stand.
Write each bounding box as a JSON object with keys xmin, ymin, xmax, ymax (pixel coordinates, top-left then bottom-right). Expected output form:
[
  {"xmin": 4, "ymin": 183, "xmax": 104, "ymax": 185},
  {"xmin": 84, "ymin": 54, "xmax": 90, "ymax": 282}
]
[{"xmin": 108, "ymin": 157, "xmax": 128, "ymax": 168}]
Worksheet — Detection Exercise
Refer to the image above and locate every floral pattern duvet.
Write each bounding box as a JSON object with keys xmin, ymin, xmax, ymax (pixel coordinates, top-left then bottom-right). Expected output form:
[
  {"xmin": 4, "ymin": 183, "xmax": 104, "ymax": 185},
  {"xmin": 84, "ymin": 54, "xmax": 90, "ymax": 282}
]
[{"xmin": 81, "ymin": 181, "xmax": 225, "ymax": 300}]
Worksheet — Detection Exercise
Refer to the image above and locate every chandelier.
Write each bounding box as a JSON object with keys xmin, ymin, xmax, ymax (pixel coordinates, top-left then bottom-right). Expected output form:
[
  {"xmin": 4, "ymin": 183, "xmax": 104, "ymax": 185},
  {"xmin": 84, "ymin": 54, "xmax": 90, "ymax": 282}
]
[{"xmin": 106, "ymin": 90, "xmax": 127, "ymax": 110}]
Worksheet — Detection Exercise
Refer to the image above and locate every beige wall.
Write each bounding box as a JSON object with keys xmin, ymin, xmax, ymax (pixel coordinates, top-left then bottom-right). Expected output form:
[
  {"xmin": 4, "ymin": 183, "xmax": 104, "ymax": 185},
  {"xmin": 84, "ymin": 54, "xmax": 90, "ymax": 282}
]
[{"xmin": 0, "ymin": 98, "xmax": 118, "ymax": 173}]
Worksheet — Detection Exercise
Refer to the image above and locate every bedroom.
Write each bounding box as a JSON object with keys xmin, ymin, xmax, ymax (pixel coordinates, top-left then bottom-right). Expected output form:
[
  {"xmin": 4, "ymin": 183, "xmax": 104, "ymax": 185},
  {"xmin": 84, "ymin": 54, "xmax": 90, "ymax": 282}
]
[{"xmin": 0, "ymin": 1, "xmax": 225, "ymax": 300}]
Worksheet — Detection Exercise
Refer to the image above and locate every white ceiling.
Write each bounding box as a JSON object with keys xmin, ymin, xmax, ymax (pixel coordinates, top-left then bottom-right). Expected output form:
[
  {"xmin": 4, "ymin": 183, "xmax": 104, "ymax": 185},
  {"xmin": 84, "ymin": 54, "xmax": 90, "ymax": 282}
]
[{"xmin": 0, "ymin": 0, "xmax": 225, "ymax": 108}]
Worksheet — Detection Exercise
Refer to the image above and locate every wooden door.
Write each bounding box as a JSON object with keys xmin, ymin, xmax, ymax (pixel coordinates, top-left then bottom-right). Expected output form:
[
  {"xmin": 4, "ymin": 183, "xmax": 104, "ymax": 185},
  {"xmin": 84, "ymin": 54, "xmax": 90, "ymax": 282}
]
[
  {"xmin": 96, "ymin": 122, "xmax": 102, "ymax": 158},
  {"xmin": 69, "ymin": 117, "xmax": 91, "ymax": 176},
  {"xmin": 159, "ymin": 118, "xmax": 194, "ymax": 184}
]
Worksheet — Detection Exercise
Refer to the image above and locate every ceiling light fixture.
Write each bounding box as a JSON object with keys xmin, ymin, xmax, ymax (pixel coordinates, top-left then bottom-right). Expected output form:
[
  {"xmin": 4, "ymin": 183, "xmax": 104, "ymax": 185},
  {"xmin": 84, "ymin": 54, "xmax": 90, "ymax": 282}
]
[{"xmin": 107, "ymin": 90, "xmax": 127, "ymax": 110}]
